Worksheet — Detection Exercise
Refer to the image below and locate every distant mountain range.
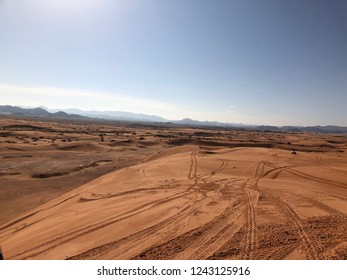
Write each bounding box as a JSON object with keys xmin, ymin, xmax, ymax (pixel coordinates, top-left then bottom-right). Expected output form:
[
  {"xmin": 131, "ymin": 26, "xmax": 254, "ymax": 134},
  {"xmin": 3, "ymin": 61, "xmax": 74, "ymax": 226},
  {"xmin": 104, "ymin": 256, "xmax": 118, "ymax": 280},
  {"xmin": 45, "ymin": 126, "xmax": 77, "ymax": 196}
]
[
  {"xmin": 0, "ymin": 105, "xmax": 83, "ymax": 119},
  {"xmin": 44, "ymin": 107, "xmax": 167, "ymax": 123},
  {"xmin": 1, "ymin": 105, "xmax": 346, "ymax": 134}
]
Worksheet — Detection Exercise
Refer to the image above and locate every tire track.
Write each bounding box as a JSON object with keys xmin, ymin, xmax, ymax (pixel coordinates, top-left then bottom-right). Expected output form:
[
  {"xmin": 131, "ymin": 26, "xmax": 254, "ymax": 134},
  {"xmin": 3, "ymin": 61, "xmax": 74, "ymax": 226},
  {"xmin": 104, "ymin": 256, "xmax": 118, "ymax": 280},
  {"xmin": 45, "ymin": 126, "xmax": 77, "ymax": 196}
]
[
  {"xmin": 271, "ymin": 154, "xmax": 279, "ymax": 161},
  {"xmin": 137, "ymin": 167, "xmax": 153, "ymax": 185},
  {"xmin": 173, "ymin": 204, "xmax": 244, "ymax": 260},
  {"xmin": 255, "ymin": 161, "xmax": 266, "ymax": 186},
  {"xmin": 317, "ymin": 165, "xmax": 347, "ymax": 175},
  {"xmin": 314, "ymin": 155, "xmax": 322, "ymax": 165},
  {"xmin": 195, "ymin": 213, "xmax": 243, "ymax": 260},
  {"xmin": 244, "ymin": 161, "xmax": 268, "ymax": 188},
  {"xmin": 240, "ymin": 161, "xmax": 258, "ymax": 178},
  {"xmin": 195, "ymin": 159, "xmax": 229, "ymax": 180},
  {"xmin": 329, "ymin": 194, "xmax": 347, "ymax": 202},
  {"xmin": 262, "ymin": 162, "xmax": 291, "ymax": 179},
  {"xmin": 243, "ymin": 188, "xmax": 257, "ymax": 259},
  {"xmin": 0, "ymin": 193, "xmax": 80, "ymax": 232},
  {"xmin": 254, "ymin": 161, "xmax": 266, "ymax": 179},
  {"xmin": 263, "ymin": 162, "xmax": 347, "ymax": 189},
  {"xmin": 188, "ymin": 151, "xmax": 198, "ymax": 180},
  {"xmin": 286, "ymin": 169, "xmax": 347, "ymax": 189},
  {"xmin": 273, "ymin": 195, "xmax": 323, "ymax": 259},
  {"xmin": 68, "ymin": 194, "xmax": 209, "ymax": 260},
  {"xmin": 210, "ymin": 159, "xmax": 229, "ymax": 176},
  {"xmin": 295, "ymin": 194, "xmax": 347, "ymax": 222},
  {"xmin": 6, "ymin": 188, "xmax": 184, "ymax": 247},
  {"xmin": 8, "ymin": 190, "xmax": 194, "ymax": 259},
  {"xmin": 250, "ymin": 191, "xmax": 300, "ymax": 260},
  {"xmin": 236, "ymin": 160, "xmax": 270, "ymax": 189},
  {"xmin": 39, "ymin": 194, "xmax": 47, "ymax": 204}
]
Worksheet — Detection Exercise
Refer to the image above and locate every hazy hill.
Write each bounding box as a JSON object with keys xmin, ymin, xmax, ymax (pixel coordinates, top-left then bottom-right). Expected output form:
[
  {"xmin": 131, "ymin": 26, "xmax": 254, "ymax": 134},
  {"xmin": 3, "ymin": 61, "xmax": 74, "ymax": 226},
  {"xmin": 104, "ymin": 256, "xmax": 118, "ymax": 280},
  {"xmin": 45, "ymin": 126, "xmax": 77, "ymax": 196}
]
[
  {"xmin": 0, "ymin": 105, "xmax": 83, "ymax": 119},
  {"xmin": 1, "ymin": 105, "xmax": 346, "ymax": 134},
  {"xmin": 47, "ymin": 108, "xmax": 167, "ymax": 123}
]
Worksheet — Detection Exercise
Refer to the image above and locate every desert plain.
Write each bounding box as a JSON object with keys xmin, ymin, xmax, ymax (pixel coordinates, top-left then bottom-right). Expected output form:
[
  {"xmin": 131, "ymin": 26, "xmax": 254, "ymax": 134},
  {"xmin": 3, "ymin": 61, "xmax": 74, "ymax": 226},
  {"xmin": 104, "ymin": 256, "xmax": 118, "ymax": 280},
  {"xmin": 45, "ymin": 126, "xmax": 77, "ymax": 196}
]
[{"xmin": 0, "ymin": 117, "xmax": 347, "ymax": 260}]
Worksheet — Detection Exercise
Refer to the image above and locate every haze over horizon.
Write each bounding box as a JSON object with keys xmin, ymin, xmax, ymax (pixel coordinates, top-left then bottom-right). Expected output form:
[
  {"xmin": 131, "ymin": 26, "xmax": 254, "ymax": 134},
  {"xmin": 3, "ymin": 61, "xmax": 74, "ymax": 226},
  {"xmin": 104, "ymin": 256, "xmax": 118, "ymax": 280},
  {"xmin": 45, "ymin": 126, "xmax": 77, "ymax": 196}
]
[{"xmin": 1, "ymin": 0, "xmax": 346, "ymax": 126}]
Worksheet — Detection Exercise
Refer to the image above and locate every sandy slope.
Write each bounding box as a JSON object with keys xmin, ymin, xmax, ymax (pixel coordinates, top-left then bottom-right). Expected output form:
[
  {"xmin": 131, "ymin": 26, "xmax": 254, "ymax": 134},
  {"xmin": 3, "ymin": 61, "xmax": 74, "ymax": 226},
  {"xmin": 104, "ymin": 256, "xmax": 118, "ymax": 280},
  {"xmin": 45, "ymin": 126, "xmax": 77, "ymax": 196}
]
[
  {"xmin": 0, "ymin": 118, "xmax": 165, "ymax": 224},
  {"xmin": 1, "ymin": 145, "xmax": 347, "ymax": 260}
]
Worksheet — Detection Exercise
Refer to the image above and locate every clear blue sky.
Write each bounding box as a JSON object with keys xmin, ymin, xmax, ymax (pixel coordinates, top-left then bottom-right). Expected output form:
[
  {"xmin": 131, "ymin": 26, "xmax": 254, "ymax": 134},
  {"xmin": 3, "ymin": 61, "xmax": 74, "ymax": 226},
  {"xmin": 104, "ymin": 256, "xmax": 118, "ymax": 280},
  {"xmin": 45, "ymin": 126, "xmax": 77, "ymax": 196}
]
[{"xmin": 0, "ymin": 0, "xmax": 346, "ymax": 126}]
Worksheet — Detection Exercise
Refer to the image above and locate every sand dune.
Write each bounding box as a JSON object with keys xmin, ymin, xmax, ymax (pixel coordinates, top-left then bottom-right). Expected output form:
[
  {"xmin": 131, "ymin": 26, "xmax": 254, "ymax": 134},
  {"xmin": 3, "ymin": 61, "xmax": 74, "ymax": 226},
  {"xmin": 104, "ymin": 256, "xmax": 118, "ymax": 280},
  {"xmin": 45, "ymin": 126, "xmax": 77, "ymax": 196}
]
[
  {"xmin": 0, "ymin": 118, "xmax": 165, "ymax": 225},
  {"xmin": 1, "ymin": 144, "xmax": 347, "ymax": 260},
  {"xmin": 1, "ymin": 117, "xmax": 347, "ymax": 260}
]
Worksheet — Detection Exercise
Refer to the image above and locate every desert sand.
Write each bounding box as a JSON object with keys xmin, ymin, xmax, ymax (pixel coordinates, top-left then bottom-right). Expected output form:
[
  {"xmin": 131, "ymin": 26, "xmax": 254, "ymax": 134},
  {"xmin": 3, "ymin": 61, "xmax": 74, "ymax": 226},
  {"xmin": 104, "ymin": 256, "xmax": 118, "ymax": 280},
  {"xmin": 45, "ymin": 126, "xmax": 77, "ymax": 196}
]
[{"xmin": 0, "ymin": 117, "xmax": 347, "ymax": 260}]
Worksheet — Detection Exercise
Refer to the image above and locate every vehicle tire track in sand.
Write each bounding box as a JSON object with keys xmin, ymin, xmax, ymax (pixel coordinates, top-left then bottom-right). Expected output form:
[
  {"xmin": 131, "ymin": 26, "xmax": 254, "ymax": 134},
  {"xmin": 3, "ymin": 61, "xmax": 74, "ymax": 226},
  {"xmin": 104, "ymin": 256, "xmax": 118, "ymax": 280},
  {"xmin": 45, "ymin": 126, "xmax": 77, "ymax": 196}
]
[
  {"xmin": 262, "ymin": 162, "xmax": 291, "ymax": 179},
  {"xmin": 255, "ymin": 161, "xmax": 266, "ymax": 180},
  {"xmin": 263, "ymin": 162, "xmax": 347, "ymax": 189},
  {"xmin": 243, "ymin": 188, "xmax": 258, "ymax": 259},
  {"xmin": 210, "ymin": 160, "xmax": 229, "ymax": 177},
  {"xmin": 68, "ymin": 195, "xmax": 209, "ymax": 260},
  {"xmin": 194, "ymin": 214, "xmax": 243, "ymax": 260},
  {"xmin": 314, "ymin": 155, "xmax": 322, "ymax": 165},
  {"xmin": 238, "ymin": 161, "xmax": 262, "ymax": 189},
  {"xmin": 6, "ymin": 188, "xmax": 187, "ymax": 246},
  {"xmin": 173, "ymin": 204, "xmax": 244, "ymax": 260},
  {"xmin": 0, "ymin": 193, "xmax": 81, "ymax": 233},
  {"xmin": 273, "ymin": 194, "xmax": 323, "ymax": 259},
  {"xmin": 137, "ymin": 167, "xmax": 153, "ymax": 186},
  {"xmin": 249, "ymin": 190, "xmax": 301, "ymax": 260},
  {"xmin": 286, "ymin": 169, "xmax": 347, "ymax": 189},
  {"xmin": 271, "ymin": 154, "xmax": 279, "ymax": 161},
  {"xmin": 194, "ymin": 159, "xmax": 229, "ymax": 180},
  {"xmin": 329, "ymin": 194, "xmax": 347, "ymax": 202},
  {"xmin": 39, "ymin": 194, "xmax": 46, "ymax": 204},
  {"xmin": 246, "ymin": 161, "xmax": 267, "ymax": 188},
  {"xmin": 295, "ymin": 194, "xmax": 347, "ymax": 222},
  {"xmin": 240, "ymin": 161, "xmax": 258, "ymax": 178},
  {"xmin": 195, "ymin": 159, "xmax": 229, "ymax": 180},
  {"xmin": 262, "ymin": 161, "xmax": 306, "ymax": 180},
  {"xmin": 8, "ymin": 190, "xmax": 194, "ymax": 259},
  {"xmin": 317, "ymin": 165, "xmax": 347, "ymax": 175},
  {"xmin": 188, "ymin": 151, "xmax": 198, "ymax": 180}
]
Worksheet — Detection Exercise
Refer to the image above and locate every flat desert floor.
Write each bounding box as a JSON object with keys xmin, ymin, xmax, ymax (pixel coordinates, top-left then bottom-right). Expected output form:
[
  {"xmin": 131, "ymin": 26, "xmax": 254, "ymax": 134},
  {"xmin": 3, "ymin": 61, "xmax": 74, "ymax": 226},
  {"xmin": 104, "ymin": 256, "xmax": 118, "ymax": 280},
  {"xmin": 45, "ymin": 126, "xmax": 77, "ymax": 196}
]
[{"xmin": 0, "ymin": 117, "xmax": 347, "ymax": 259}]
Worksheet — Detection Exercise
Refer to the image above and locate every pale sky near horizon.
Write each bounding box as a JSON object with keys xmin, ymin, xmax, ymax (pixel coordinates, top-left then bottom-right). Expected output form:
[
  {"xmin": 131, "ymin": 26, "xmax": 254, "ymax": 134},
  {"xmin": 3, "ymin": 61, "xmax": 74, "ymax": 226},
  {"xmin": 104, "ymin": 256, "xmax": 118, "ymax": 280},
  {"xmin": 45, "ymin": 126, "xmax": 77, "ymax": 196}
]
[{"xmin": 0, "ymin": 0, "xmax": 346, "ymax": 126}]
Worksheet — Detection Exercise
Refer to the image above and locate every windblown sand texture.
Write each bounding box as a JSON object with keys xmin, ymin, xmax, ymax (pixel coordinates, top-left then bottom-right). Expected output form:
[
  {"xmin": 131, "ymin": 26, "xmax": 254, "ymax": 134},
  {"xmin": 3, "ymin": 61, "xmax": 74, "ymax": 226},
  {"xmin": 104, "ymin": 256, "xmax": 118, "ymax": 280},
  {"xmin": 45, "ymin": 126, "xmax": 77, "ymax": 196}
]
[{"xmin": 0, "ymin": 117, "xmax": 347, "ymax": 259}]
